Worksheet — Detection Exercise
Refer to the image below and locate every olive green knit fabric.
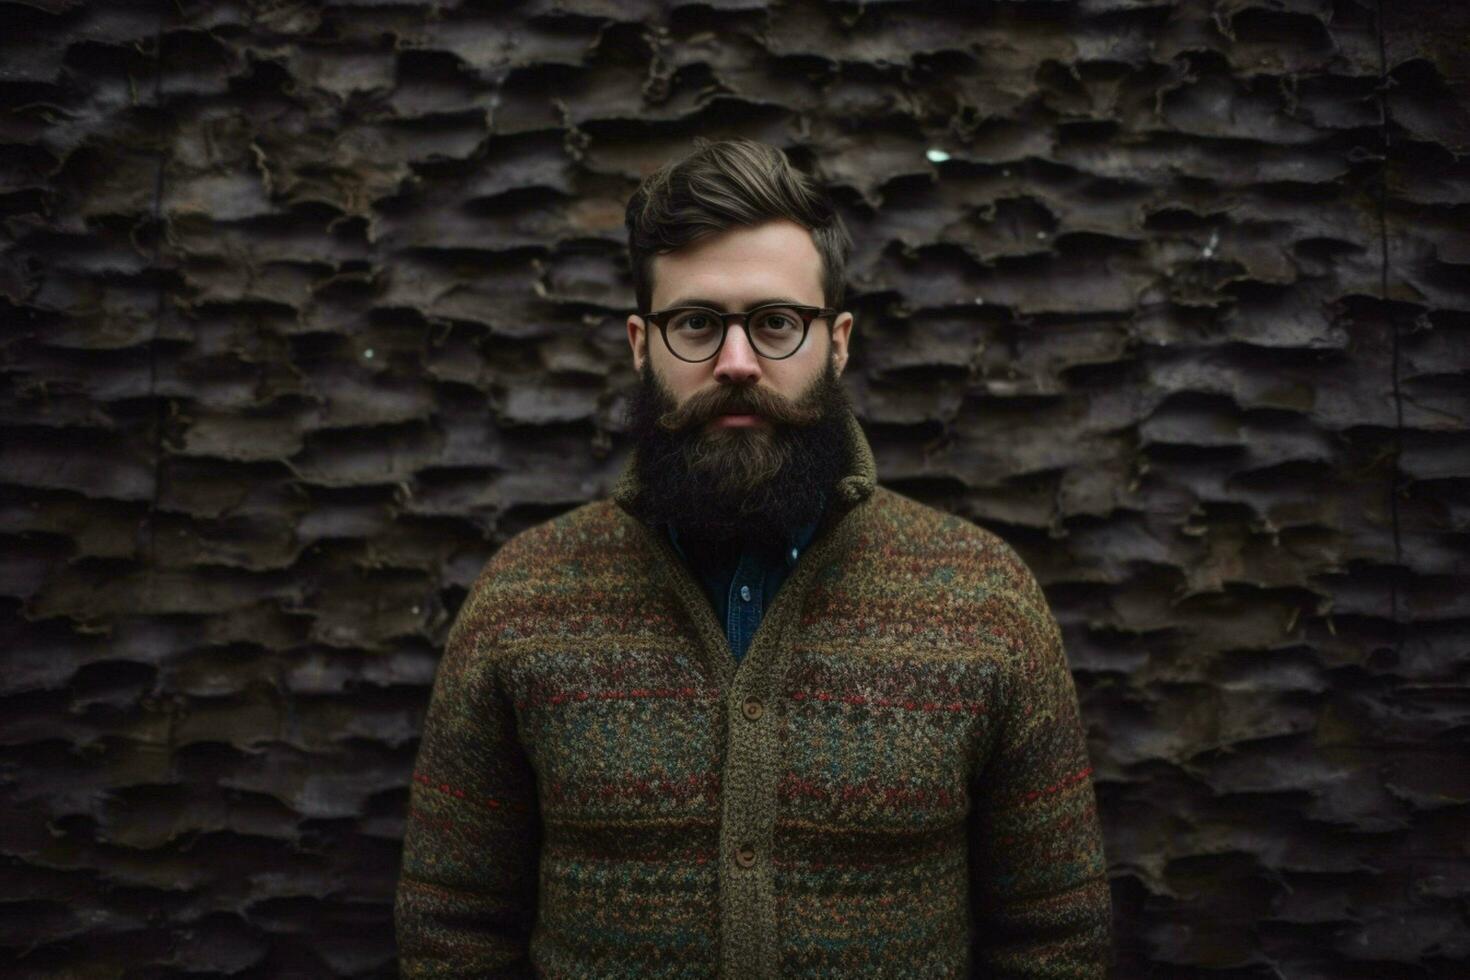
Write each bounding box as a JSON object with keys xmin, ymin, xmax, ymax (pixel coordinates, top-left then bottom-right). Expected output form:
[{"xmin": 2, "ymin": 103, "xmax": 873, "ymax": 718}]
[{"xmin": 394, "ymin": 411, "xmax": 1112, "ymax": 978}]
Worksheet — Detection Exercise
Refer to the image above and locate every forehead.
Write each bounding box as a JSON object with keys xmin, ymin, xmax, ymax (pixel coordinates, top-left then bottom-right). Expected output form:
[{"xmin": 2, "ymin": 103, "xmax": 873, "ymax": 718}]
[{"xmin": 650, "ymin": 218, "xmax": 824, "ymax": 309}]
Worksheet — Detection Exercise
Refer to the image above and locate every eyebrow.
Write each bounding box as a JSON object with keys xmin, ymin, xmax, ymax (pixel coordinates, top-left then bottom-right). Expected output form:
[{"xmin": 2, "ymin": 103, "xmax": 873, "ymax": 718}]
[{"xmin": 662, "ymin": 296, "xmax": 813, "ymax": 311}]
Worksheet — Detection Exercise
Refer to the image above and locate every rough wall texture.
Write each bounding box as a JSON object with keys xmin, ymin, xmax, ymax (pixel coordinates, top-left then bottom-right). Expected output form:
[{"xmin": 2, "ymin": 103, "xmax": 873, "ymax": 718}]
[{"xmin": 2, "ymin": 0, "xmax": 1467, "ymax": 977}]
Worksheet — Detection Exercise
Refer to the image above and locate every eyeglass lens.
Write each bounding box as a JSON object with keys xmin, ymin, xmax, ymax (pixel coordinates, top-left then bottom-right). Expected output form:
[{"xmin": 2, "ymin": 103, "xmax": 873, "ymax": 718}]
[{"xmin": 665, "ymin": 307, "xmax": 806, "ymax": 360}]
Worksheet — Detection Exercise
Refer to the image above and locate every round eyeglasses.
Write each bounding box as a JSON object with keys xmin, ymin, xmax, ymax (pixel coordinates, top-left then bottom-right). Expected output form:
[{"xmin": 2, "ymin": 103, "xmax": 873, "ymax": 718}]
[{"xmin": 643, "ymin": 303, "xmax": 837, "ymax": 362}]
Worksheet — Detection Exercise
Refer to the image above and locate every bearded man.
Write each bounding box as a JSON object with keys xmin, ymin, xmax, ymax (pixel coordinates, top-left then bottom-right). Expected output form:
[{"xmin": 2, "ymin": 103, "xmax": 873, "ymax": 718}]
[{"xmin": 395, "ymin": 137, "xmax": 1113, "ymax": 978}]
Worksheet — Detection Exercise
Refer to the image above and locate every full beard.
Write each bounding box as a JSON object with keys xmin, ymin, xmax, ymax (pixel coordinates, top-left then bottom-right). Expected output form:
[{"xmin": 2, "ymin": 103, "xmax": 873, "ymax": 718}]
[{"xmin": 622, "ymin": 349, "xmax": 855, "ymax": 551}]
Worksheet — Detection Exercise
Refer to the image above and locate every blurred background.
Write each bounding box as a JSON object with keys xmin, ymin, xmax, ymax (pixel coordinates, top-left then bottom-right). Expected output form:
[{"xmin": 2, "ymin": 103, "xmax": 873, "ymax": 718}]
[{"xmin": 2, "ymin": 0, "xmax": 1467, "ymax": 976}]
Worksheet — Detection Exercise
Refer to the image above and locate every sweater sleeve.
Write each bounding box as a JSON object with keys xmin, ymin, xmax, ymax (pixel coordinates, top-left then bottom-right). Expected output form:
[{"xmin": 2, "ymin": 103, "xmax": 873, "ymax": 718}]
[
  {"xmin": 968, "ymin": 555, "xmax": 1112, "ymax": 978},
  {"xmin": 394, "ymin": 582, "xmax": 541, "ymax": 978}
]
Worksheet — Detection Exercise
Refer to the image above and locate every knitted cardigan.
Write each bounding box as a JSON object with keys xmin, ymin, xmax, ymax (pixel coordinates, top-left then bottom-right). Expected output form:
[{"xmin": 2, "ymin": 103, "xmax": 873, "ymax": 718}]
[{"xmin": 394, "ymin": 410, "xmax": 1112, "ymax": 978}]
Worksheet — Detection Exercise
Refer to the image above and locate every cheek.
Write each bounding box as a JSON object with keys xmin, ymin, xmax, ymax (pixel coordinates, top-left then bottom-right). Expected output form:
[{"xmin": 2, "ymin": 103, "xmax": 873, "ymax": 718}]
[
  {"xmin": 656, "ymin": 362, "xmax": 703, "ymax": 402},
  {"xmin": 767, "ymin": 365, "xmax": 812, "ymax": 398}
]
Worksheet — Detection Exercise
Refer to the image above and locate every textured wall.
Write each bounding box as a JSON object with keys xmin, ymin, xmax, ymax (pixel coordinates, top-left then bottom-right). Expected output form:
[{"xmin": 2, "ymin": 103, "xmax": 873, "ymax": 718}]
[{"xmin": 3, "ymin": 0, "xmax": 1468, "ymax": 977}]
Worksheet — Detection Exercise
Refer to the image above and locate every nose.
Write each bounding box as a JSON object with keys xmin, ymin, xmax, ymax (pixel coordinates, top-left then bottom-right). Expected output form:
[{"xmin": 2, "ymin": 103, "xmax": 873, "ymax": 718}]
[{"xmin": 711, "ymin": 319, "xmax": 763, "ymax": 385}]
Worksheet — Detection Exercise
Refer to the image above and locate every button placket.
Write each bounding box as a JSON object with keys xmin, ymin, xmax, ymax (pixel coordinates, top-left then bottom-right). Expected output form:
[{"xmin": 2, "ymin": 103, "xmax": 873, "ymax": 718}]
[
  {"xmin": 708, "ymin": 518, "xmax": 839, "ymax": 980},
  {"xmin": 726, "ymin": 547, "xmax": 764, "ymax": 662},
  {"xmin": 724, "ymin": 557, "xmax": 744, "ymax": 656},
  {"xmin": 740, "ymin": 561, "xmax": 760, "ymax": 659}
]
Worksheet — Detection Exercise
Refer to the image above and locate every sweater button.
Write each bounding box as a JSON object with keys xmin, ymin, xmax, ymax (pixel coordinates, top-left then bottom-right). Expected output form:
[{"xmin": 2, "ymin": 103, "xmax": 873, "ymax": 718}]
[
  {"xmin": 739, "ymin": 584, "xmax": 751, "ymax": 601},
  {"xmin": 741, "ymin": 697, "xmax": 763, "ymax": 721},
  {"xmin": 735, "ymin": 845, "xmax": 757, "ymax": 868}
]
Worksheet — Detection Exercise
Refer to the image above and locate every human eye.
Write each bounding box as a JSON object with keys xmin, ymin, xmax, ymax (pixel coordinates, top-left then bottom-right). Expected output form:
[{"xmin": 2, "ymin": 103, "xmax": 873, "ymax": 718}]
[
  {"xmin": 669, "ymin": 309, "xmax": 718, "ymax": 332},
  {"xmin": 752, "ymin": 306, "xmax": 800, "ymax": 332}
]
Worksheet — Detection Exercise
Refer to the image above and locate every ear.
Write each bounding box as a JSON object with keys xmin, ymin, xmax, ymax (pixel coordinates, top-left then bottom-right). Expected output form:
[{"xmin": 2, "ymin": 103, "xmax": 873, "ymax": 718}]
[
  {"xmin": 627, "ymin": 313, "xmax": 647, "ymax": 374},
  {"xmin": 829, "ymin": 312, "xmax": 854, "ymax": 376}
]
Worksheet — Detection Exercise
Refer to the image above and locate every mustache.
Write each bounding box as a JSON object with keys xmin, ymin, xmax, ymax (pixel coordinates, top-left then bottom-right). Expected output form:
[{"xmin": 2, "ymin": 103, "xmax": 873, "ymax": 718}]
[{"xmin": 655, "ymin": 381, "xmax": 823, "ymax": 432}]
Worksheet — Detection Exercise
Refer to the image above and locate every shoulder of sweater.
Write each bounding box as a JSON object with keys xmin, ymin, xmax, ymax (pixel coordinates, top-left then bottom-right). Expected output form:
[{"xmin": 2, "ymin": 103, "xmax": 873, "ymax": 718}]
[
  {"xmin": 484, "ymin": 498, "xmax": 628, "ymax": 566},
  {"xmin": 864, "ymin": 485, "xmax": 1061, "ymax": 660},
  {"xmin": 445, "ymin": 499, "xmax": 633, "ymax": 657},
  {"xmin": 866, "ymin": 486, "xmax": 1046, "ymax": 589}
]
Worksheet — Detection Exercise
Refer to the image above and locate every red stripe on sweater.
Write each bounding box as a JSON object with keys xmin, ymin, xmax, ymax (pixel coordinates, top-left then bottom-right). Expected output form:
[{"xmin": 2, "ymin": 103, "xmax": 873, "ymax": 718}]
[
  {"xmin": 1019, "ymin": 765, "xmax": 1094, "ymax": 803},
  {"xmin": 411, "ymin": 771, "xmax": 532, "ymax": 814}
]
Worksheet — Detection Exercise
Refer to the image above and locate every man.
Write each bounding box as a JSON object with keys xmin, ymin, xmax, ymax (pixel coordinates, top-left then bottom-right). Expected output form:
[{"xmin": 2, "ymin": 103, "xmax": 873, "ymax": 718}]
[{"xmin": 395, "ymin": 138, "xmax": 1112, "ymax": 977}]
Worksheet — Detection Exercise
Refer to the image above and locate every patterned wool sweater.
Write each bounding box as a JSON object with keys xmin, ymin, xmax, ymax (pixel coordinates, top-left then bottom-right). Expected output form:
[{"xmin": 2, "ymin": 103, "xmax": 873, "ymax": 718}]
[{"xmin": 394, "ymin": 410, "xmax": 1112, "ymax": 978}]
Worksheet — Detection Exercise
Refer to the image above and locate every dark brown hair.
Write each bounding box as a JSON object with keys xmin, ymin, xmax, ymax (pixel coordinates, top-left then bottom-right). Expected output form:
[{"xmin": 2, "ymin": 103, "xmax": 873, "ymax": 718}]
[{"xmin": 624, "ymin": 137, "xmax": 852, "ymax": 318}]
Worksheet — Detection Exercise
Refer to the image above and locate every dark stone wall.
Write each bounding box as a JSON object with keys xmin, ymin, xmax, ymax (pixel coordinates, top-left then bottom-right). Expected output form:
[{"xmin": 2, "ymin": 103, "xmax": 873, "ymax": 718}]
[{"xmin": 2, "ymin": 1, "xmax": 1467, "ymax": 976}]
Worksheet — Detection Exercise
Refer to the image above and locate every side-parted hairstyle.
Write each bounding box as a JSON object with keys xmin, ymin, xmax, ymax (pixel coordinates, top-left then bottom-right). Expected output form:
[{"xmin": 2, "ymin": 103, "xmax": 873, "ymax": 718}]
[{"xmin": 624, "ymin": 137, "xmax": 853, "ymax": 318}]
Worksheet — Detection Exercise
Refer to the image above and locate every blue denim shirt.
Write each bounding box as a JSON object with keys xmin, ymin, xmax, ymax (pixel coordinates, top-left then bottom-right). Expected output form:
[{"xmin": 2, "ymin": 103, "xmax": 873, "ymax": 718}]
[{"xmin": 666, "ymin": 510, "xmax": 823, "ymax": 663}]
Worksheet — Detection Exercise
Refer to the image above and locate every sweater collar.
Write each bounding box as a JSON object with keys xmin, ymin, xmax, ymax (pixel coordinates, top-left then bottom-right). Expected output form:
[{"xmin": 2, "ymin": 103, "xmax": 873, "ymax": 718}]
[{"xmin": 610, "ymin": 407, "xmax": 878, "ymax": 521}]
